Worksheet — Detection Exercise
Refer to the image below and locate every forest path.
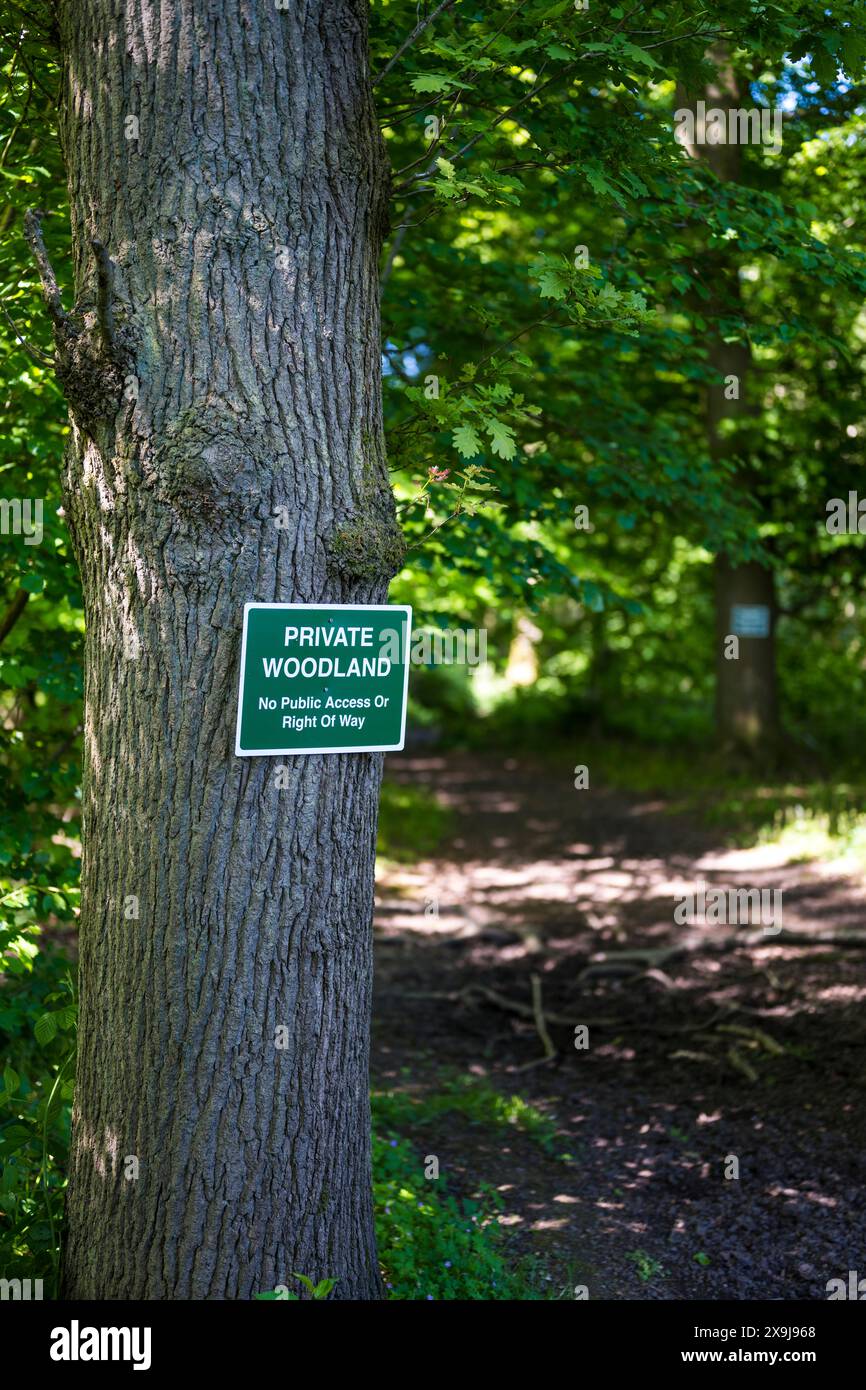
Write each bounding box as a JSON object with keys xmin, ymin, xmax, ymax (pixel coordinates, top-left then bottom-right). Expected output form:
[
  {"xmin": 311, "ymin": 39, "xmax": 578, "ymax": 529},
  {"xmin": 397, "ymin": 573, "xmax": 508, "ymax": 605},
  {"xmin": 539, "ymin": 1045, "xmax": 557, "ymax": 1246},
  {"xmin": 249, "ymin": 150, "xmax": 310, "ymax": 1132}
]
[{"xmin": 371, "ymin": 750, "xmax": 866, "ymax": 1300}]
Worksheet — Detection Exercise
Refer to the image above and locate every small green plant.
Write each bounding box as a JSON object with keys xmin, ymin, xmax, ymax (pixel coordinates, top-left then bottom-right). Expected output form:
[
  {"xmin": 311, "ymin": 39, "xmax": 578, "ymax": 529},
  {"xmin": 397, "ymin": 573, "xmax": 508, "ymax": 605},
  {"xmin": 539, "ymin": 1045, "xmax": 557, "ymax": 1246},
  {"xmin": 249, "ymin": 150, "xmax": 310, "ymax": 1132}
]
[
  {"xmin": 255, "ymin": 1274, "xmax": 337, "ymax": 1301},
  {"xmin": 0, "ymin": 947, "xmax": 76, "ymax": 1296},
  {"xmin": 627, "ymin": 1249, "xmax": 665, "ymax": 1283},
  {"xmin": 372, "ymin": 1072, "xmax": 560, "ymax": 1153},
  {"xmin": 372, "ymin": 1124, "xmax": 543, "ymax": 1300},
  {"xmin": 255, "ymin": 1079, "xmax": 560, "ymax": 1301}
]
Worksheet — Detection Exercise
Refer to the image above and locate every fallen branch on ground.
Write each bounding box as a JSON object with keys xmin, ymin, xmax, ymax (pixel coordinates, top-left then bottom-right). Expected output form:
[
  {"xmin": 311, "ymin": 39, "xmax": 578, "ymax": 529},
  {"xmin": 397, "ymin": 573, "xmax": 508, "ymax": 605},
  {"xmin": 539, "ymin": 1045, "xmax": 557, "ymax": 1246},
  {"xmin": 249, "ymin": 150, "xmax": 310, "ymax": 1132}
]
[
  {"xmin": 403, "ymin": 985, "xmax": 616, "ymax": 1027},
  {"xmin": 579, "ymin": 928, "xmax": 866, "ymax": 982},
  {"xmin": 530, "ymin": 972, "xmax": 557, "ymax": 1061}
]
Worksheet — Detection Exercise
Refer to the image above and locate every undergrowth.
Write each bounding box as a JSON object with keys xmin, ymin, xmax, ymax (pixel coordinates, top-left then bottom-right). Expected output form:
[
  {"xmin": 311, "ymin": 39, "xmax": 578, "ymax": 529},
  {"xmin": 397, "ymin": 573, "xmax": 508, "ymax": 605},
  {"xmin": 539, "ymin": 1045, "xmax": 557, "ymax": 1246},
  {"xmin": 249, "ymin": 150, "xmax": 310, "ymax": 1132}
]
[
  {"xmin": 377, "ymin": 779, "xmax": 454, "ymax": 864},
  {"xmin": 1, "ymin": 962, "xmax": 551, "ymax": 1299},
  {"xmin": 573, "ymin": 739, "xmax": 866, "ymax": 862}
]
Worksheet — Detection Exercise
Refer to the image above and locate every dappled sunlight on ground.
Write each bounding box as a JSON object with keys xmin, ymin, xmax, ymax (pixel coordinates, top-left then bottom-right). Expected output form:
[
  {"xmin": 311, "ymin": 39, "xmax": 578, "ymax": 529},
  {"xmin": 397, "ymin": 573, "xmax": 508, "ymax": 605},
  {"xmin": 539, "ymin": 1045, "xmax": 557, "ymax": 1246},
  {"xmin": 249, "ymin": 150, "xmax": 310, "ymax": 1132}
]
[{"xmin": 371, "ymin": 750, "xmax": 866, "ymax": 1301}]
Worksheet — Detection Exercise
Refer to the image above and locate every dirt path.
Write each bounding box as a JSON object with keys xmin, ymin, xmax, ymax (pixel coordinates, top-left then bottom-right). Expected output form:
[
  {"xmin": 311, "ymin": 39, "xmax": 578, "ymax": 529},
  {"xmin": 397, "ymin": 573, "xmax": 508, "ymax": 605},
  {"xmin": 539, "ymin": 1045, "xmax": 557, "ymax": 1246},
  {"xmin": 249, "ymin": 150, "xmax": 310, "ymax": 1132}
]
[{"xmin": 371, "ymin": 751, "xmax": 866, "ymax": 1300}]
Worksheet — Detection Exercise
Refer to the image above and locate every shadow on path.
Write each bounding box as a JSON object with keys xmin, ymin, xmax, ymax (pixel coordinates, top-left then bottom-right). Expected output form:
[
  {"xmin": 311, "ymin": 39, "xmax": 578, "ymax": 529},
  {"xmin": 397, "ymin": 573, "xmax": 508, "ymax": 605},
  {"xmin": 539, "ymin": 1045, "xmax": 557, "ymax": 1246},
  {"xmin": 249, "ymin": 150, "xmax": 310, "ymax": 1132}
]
[{"xmin": 372, "ymin": 751, "xmax": 866, "ymax": 1300}]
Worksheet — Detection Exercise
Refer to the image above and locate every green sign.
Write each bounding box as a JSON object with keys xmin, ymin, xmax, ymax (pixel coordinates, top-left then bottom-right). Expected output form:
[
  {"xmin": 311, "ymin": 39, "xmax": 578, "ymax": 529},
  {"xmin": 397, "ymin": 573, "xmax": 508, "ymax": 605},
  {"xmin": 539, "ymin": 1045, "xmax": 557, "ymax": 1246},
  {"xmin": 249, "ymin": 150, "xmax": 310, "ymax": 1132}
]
[{"xmin": 235, "ymin": 603, "xmax": 412, "ymax": 756}]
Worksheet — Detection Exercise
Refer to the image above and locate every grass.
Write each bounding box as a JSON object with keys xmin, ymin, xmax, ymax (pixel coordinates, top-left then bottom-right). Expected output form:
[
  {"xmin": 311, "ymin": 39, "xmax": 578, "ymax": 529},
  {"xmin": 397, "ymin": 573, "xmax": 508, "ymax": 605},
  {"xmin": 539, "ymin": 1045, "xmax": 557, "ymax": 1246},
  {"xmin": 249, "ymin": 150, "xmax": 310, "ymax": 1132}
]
[
  {"xmin": 371, "ymin": 1074, "xmax": 562, "ymax": 1300},
  {"xmin": 755, "ymin": 808, "xmax": 866, "ymax": 868},
  {"xmin": 579, "ymin": 739, "xmax": 866, "ymax": 863},
  {"xmin": 372, "ymin": 1071, "xmax": 561, "ymax": 1153},
  {"xmin": 377, "ymin": 779, "xmax": 455, "ymax": 864}
]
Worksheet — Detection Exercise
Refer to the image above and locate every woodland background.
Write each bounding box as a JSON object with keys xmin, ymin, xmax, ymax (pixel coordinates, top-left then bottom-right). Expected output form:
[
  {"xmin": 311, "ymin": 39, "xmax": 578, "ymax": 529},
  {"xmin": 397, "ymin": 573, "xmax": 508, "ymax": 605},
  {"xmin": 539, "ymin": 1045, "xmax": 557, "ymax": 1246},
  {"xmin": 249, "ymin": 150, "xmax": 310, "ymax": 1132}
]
[{"xmin": 2, "ymin": 0, "xmax": 866, "ymax": 1300}]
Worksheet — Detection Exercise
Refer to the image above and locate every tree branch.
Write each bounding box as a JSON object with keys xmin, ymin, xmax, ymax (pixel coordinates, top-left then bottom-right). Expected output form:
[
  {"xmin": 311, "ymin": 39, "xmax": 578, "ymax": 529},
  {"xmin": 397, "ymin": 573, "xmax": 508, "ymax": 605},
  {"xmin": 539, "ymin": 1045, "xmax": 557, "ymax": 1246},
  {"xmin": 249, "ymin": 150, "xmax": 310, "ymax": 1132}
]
[
  {"xmin": 23, "ymin": 208, "xmax": 69, "ymax": 335},
  {"xmin": 473, "ymin": 308, "xmax": 558, "ymax": 373},
  {"xmin": 530, "ymin": 972, "xmax": 557, "ymax": 1060},
  {"xmin": 372, "ymin": 0, "xmax": 458, "ymax": 89},
  {"xmin": 380, "ymin": 222, "xmax": 409, "ymax": 293},
  {"xmin": 0, "ymin": 298, "xmax": 54, "ymax": 366},
  {"xmin": 0, "ymin": 587, "xmax": 30, "ymax": 646}
]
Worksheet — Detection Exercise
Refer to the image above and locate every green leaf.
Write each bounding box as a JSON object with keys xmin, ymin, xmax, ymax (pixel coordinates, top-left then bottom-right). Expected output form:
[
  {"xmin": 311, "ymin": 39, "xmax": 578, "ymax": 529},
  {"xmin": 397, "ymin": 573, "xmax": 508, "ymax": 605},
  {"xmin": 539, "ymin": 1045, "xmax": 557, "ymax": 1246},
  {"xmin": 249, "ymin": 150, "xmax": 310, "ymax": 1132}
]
[
  {"xmin": 34, "ymin": 1012, "xmax": 58, "ymax": 1045},
  {"xmin": 536, "ymin": 268, "xmax": 568, "ymax": 300},
  {"xmin": 620, "ymin": 41, "xmax": 659, "ymax": 69},
  {"xmin": 432, "ymin": 177, "xmax": 465, "ymax": 201},
  {"xmin": 452, "ymin": 424, "xmax": 483, "ymax": 458},
  {"xmin": 584, "ymin": 164, "xmax": 619, "ymax": 200},
  {"xmin": 485, "ymin": 418, "xmax": 517, "ymax": 460},
  {"xmin": 410, "ymin": 74, "xmax": 452, "ymax": 94}
]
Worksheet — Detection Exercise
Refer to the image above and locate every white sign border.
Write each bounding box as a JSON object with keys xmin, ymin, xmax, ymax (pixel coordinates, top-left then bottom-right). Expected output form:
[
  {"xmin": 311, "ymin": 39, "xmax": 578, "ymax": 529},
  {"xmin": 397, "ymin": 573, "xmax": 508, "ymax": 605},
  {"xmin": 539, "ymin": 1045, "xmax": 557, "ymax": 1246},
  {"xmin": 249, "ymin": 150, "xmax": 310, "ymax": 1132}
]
[{"xmin": 235, "ymin": 601, "xmax": 413, "ymax": 757}]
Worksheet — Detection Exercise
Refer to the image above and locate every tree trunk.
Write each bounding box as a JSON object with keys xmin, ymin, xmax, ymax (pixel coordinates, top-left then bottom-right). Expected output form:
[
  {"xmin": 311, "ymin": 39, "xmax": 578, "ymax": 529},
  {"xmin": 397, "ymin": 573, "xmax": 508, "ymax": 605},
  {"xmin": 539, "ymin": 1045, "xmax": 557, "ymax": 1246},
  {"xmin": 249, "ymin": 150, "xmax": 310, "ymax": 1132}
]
[
  {"xmin": 707, "ymin": 334, "xmax": 778, "ymax": 752},
  {"xmin": 714, "ymin": 556, "xmax": 777, "ymax": 750},
  {"xmin": 51, "ymin": 0, "xmax": 400, "ymax": 1300},
  {"xmin": 680, "ymin": 49, "xmax": 779, "ymax": 752}
]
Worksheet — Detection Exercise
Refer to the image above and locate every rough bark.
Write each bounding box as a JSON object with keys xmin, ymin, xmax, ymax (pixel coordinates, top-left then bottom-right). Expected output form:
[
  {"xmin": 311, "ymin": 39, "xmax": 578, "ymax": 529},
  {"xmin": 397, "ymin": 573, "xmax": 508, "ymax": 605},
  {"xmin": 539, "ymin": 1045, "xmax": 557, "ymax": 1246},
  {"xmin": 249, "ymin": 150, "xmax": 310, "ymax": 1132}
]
[
  {"xmin": 680, "ymin": 48, "xmax": 779, "ymax": 752},
  {"xmin": 51, "ymin": 0, "xmax": 400, "ymax": 1300}
]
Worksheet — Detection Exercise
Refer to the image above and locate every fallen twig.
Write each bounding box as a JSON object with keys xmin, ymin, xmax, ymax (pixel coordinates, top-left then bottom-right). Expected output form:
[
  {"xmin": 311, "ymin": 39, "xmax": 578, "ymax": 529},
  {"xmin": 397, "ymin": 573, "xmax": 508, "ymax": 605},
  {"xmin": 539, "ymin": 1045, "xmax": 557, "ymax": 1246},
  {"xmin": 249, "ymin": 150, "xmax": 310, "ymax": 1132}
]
[
  {"xmin": 402, "ymin": 986, "xmax": 616, "ymax": 1027},
  {"xmin": 530, "ymin": 972, "xmax": 556, "ymax": 1061}
]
